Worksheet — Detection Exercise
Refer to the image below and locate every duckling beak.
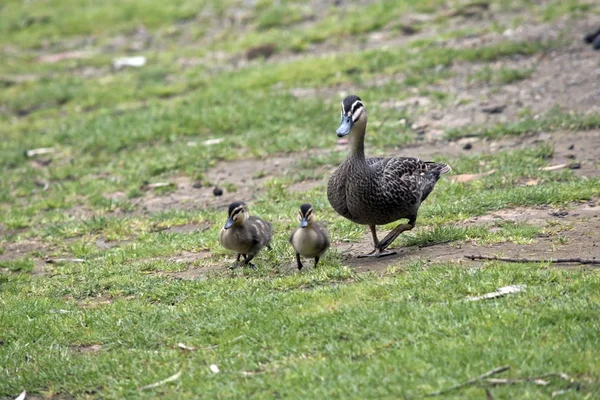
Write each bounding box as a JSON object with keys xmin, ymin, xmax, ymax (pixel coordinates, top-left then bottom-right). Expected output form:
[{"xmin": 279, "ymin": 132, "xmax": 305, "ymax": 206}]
[
  {"xmin": 300, "ymin": 218, "xmax": 308, "ymax": 228},
  {"xmin": 224, "ymin": 218, "xmax": 234, "ymax": 229},
  {"xmin": 336, "ymin": 115, "xmax": 353, "ymax": 137}
]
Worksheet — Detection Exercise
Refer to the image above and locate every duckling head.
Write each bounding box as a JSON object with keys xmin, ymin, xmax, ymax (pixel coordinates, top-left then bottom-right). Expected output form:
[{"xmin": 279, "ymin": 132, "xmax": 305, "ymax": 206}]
[
  {"xmin": 336, "ymin": 95, "xmax": 367, "ymax": 138},
  {"xmin": 224, "ymin": 201, "xmax": 249, "ymax": 229},
  {"xmin": 298, "ymin": 203, "xmax": 314, "ymax": 228}
]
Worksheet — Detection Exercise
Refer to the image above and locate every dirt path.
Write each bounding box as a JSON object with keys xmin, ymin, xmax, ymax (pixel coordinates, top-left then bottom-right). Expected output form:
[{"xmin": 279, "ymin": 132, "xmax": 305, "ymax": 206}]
[{"xmin": 341, "ymin": 201, "xmax": 599, "ymax": 274}]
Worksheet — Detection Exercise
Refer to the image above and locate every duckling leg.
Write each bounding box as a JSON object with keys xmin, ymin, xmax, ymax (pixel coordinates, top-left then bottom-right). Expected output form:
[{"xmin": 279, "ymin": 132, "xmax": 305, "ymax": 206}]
[
  {"xmin": 228, "ymin": 253, "xmax": 244, "ymax": 269},
  {"xmin": 296, "ymin": 253, "xmax": 303, "ymax": 270},
  {"xmin": 377, "ymin": 218, "xmax": 416, "ymax": 251},
  {"xmin": 358, "ymin": 225, "xmax": 396, "ymax": 258},
  {"xmin": 243, "ymin": 254, "xmax": 257, "ymax": 269}
]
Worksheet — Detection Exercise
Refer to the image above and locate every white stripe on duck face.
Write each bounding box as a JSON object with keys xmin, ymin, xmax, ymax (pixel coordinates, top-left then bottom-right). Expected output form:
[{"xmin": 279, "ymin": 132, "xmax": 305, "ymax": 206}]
[{"xmin": 352, "ymin": 105, "xmax": 363, "ymax": 122}]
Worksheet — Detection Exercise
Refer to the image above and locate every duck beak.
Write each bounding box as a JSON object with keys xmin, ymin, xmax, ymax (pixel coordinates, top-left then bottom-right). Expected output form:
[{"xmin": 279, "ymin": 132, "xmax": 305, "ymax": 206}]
[
  {"xmin": 224, "ymin": 218, "xmax": 234, "ymax": 229},
  {"xmin": 336, "ymin": 115, "xmax": 353, "ymax": 137},
  {"xmin": 300, "ymin": 218, "xmax": 308, "ymax": 228}
]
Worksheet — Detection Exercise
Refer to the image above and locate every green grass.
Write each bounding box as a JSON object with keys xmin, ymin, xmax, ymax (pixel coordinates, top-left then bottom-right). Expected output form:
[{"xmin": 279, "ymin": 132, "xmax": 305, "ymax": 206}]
[
  {"xmin": 469, "ymin": 66, "xmax": 534, "ymax": 85},
  {"xmin": 2, "ymin": 263, "xmax": 599, "ymax": 398},
  {"xmin": 2, "ymin": 0, "xmax": 600, "ymax": 398},
  {"xmin": 446, "ymin": 109, "xmax": 600, "ymax": 139}
]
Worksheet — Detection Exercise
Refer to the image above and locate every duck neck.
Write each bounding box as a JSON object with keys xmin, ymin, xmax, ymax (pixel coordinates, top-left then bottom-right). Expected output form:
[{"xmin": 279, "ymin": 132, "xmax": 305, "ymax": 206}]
[{"xmin": 347, "ymin": 117, "xmax": 367, "ymax": 160}]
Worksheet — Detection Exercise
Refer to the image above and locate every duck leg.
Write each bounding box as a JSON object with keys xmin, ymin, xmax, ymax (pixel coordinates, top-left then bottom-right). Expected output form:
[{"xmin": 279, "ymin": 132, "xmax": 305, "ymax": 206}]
[
  {"xmin": 314, "ymin": 256, "xmax": 320, "ymax": 268},
  {"xmin": 358, "ymin": 225, "xmax": 396, "ymax": 258},
  {"xmin": 377, "ymin": 219, "xmax": 415, "ymax": 251},
  {"xmin": 296, "ymin": 253, "xmax": 303, "ymax": 270}
]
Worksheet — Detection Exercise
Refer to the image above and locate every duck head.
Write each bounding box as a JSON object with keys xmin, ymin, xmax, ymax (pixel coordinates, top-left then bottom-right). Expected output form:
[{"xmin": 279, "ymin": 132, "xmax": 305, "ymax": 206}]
[
  {"xmin": 224, "ymin": 201, "xmax": 249, "ymax": 229},
  {"xmin": 297, "ymin": 203, "xmax": 314, "ymax": 228},
  {"xmin": 336, "ymin": 95, "xmax": 367, "ymax": 137}
]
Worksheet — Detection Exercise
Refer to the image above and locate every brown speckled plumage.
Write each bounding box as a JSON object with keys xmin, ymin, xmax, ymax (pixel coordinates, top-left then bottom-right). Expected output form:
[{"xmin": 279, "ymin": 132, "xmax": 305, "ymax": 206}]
[{"xmin": 327, "ymin": 95, "xmax": 450, "ymax": 257}]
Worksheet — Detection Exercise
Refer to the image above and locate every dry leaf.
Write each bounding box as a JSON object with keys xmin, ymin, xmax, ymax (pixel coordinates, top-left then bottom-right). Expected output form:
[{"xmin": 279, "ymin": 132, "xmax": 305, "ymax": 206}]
[
  {"xmin": 203, "ymin": 138, "xmax": 224, "ymax": 146},
  {"xmin": 140, "ymin": 371, "xmax": 182, "ymax": 390},
  {"xmin": 113, "ymin": 56, "xmax": 146, "ymax": 70},
  {"xmin": 14, "ymin": 391, "xmax": 27, "ymax": 400},
  {"xmin": 452, "ymin": 169, "xmax": 496, "ymax": 183},
  {"xmin": 24, "ymin": 147, "xmax": 55, "ymax": 158},
  {"xmin": 39, "ymin": 51, "xmax": 89, "ymax": 63},
  {"xmin": 540, "ymin": 164, "xmax": 567, "ymax": 171},
  {"xmin": 177, "ymin": 343, "xmax": 196, "ymax": 351},
  {"xmin": 467, "ymin": 285, "xmax": 526, "ymax": 301},
  {"xmin": 46, "ymin": 258, "xmax": 85, "ymax": 264},
  {"xmin": 524, "ymin": 179, "xmax": 538, "ymax": 186}
]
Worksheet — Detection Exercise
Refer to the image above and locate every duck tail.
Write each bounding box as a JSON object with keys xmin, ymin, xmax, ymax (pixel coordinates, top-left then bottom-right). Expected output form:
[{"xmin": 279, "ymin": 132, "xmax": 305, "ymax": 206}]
[
  {"xmin": 438, "ymin": 163, "xmax": 451, "ymax": 175},
  {"xmin": 425, "ymin": 162, "xmax": 451, "ymax": 177}
]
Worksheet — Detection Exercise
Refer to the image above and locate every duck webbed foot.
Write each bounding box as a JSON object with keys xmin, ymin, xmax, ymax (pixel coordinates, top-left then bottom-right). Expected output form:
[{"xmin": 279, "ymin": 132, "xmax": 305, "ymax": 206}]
[
  {"xmin": 358, "ymin": 247, "xmax": 396, "ymax": 258},
  {"xmin": 584, "ymin": 28, "xmax": 600, "ymax": 49},
  {"xmin": 359, "ymin": 221, "xmax": 415, "ymax": 258},
  {"xmin": 229, "ymin": 254, "xmax": 257, "ymax": 269}
]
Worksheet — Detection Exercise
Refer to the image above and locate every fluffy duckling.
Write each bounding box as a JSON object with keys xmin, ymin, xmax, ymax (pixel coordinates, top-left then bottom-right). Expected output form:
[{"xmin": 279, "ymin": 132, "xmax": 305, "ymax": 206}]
[
  {"xmin": 289, "ymin": 204, "xmax": 330, "ymax": 270},
  {"xmin": 328, "ymin": 95, "xmax": 451, "ymax": 257},
  {"xmin": 219, "ymin": 201, "xmax": 272, "ymax": 269}
]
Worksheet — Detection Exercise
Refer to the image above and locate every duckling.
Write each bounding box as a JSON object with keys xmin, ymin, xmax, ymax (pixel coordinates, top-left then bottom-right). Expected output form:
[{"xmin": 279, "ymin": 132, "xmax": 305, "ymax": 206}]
[
  {"xmin": 289, "ymin": 204, "xmax": 330, "ymax": 270},
  {"xmin": 219, "ymin": 201, "xmax": 272, "ymax": 269},
  {"xmin": 327, "ymin": 95, "xmax": 451, "ymax": 258}
]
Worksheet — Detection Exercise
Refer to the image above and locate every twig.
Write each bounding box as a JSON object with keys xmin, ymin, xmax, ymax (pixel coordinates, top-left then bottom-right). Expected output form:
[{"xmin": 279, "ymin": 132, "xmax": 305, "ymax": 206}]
[
  {"xmin": 418, "ymin": 240, "xmax": 452, "ymax": 249},
  {"xmin": 139, "ymin": 371, "xmax": 182, "ymax": 391},
  {"xmin": 198, "ymin": 335, "xmax": 245, "ymax": 350},
  {"xmin": 464, "ymin": 255, "xmax": 600, "ymax": 265},
  {"xmin": 485, "ymin": 377, "xmax": 549, "ymax": 386},
  {"xmin": 426, "ymin": 366, "xmax": 510, "ymax": 396}
]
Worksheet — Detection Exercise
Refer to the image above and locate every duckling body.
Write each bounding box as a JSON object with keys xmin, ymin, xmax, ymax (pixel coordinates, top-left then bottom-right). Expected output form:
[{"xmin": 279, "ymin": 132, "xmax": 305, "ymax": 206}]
[
  {"xmin": 327, "ymin": 95, "xmax": 450, "ymax": 257},
  {"xmin": 290, "ymin": 204, "xmax": 329, "ymax": 270},
  {"xmin": 219, "ymin": 201, "xmax": 272, "ymax": 268}
]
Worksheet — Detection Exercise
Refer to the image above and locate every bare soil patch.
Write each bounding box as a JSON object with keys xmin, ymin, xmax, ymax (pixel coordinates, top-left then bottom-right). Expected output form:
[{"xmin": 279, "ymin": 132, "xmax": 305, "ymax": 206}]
[
  {"xmin": 342, "ymin": 201, "xmax": 600, "ymax": 274},
  {"xmin": 405, "ymin": 20, "xmax": 600, "ymax": 136},
  {"xmin": 135, "ymin": 151, "xmax": 329, "ymax": 213},
  {"xmin": 151, "ymin": 250, "xmax": 219, "ymax": 280},
  {"xmin": 132, "ymin": 126, "xmax": 598, "ymax": 216}
]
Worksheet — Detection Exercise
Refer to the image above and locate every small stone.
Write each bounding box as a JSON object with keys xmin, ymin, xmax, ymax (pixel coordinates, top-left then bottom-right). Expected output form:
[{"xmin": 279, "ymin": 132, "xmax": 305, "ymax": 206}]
[
  {"xmin": 431, "ymin": 112, "xmax": 444, "ymax": 120},
  {"xmin": 463, "ymin": 142, "xmax": 473, "ymax": 150},
  {"xmin": 192, "ymin": 182, "xmax": 203, "ymax": 189},
  {"xmin": 550, "ymin": 210, "xmax": 568, "ymax": 218},
  {"xmin": 213, "ymin": 186, "xmax": 223, "ymax": 196},
  {"xmin": 568, "ymin": 162, "xmax": 581, "ymax": 170},
  {"xmin": 568, "ymin": 144, "xmax": 574, "ymax": 150},
  {"xmin": 481, "ymin": 104, "xmax": 506, "ymax": 114},
  {"xmin": 566, "ymin": 154, "xmax": 576, "ymax": 159}
]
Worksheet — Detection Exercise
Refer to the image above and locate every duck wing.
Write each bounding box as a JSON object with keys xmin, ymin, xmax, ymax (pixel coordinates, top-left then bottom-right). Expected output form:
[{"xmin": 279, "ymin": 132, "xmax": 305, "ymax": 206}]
[{"xmin": 369, "ymin": 156, "xmax": 450, "ymax": 203}]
